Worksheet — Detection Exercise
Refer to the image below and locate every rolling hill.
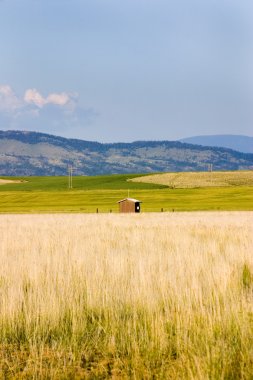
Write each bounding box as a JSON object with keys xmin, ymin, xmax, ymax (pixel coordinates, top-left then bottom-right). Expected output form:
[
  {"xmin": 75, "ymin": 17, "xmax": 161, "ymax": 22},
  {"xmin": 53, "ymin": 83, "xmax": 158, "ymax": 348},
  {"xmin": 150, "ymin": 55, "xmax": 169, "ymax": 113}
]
[
  {"xmin": 131, "ymin": 171, "xmax": 253, "ymax": 188},
  {"xmin": 0, "ymin": 130, "xmax": 253, "ymax": 176}
]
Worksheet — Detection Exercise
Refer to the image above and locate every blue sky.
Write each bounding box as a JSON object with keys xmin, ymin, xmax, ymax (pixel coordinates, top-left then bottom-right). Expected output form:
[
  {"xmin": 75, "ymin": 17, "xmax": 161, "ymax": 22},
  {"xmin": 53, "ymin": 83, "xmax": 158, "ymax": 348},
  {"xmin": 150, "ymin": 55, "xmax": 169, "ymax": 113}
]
[{"xmin": 0, "ymin": 0, "xmax": 252, "ymax": 142}]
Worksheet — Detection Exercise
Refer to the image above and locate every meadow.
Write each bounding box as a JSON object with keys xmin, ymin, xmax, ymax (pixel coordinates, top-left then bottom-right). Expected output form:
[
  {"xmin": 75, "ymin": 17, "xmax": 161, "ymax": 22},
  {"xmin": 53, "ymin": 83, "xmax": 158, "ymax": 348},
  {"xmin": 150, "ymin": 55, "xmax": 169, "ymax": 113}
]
[
  {"xmin": 0, "ymin": 172, "xmax": 253, "ymax": 212},
  {"xmin": 0, "ymin": 212, "xmax": 252, "ymax": 379},
  {"xmin": 130, "ymin": 170, "xmax": 253, "ymax": 188}
]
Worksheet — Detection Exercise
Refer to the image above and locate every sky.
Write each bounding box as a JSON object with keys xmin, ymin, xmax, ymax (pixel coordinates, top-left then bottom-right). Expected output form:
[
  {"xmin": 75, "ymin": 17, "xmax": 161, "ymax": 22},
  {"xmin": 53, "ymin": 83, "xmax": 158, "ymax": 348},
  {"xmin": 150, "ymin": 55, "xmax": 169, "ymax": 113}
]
[{"xmin": 0, "ymin": 0, "xmax": 253, "ymax": 142}]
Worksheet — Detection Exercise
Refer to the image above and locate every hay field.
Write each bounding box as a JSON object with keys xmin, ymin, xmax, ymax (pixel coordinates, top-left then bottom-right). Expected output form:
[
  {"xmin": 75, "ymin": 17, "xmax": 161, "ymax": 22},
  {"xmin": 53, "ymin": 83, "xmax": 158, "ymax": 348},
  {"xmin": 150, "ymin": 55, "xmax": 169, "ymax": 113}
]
[
  {"xmin": 130, "ymin": 170, "xmax": 253, "ymax": 188},
  {"xmin": 0, "ymin": 179, "xmax": 22, "ymax": 186},
  {"xmin": 0, "ymin": 212, "xmax": 253, "ymax": 379}
]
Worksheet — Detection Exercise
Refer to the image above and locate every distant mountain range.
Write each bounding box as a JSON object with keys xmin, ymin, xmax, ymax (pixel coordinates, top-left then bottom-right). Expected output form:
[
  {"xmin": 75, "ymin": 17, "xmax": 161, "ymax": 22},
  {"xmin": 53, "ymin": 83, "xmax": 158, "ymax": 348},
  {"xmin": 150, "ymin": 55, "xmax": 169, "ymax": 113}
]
[
  {"xmin": 180, "ymin": 135, "xmax": 253, "ymax": 154},
  {"xmin": 0, "ymin": 130, "xmax": 253, "ymax": 176}
]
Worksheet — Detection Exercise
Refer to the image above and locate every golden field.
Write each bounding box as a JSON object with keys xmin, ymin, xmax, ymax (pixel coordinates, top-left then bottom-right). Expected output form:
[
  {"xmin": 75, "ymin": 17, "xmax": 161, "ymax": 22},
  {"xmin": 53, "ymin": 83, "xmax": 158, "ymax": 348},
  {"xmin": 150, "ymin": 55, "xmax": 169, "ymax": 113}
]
[
  {"xmin": 130, "ymin": 170, "xmax": 253, "ymax": 188},
  {"xmin": 0, "ymin": 212, "xmax": 253, "ymax": 379},
  {"xmin": 0, "ymin": 179, "xmax": 22, "ymax": 186}
]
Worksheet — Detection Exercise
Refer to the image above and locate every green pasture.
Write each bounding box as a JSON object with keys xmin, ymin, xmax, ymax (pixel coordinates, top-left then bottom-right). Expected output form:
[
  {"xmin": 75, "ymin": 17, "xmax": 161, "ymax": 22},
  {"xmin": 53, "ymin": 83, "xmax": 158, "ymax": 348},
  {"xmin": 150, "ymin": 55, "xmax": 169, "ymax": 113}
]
[
  {"xmin": 0, "ymin": 174, "xmax": 252, "ymax": 212},
  {"xmin": 0, "ymin": 174, "xmax": 166, "ymax": 192}
]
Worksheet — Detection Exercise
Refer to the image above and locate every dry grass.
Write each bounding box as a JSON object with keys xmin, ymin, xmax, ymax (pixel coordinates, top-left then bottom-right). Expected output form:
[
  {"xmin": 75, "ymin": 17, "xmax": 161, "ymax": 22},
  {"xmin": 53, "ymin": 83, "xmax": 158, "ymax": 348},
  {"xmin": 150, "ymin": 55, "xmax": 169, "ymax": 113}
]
[
  {"xmin": 0, "ymin": 179, "xmax": 23, "ymax": 185},
  {"xmin": 130, "ymin": 170, "xmax": 253, "ymax": 188},
  {"xmin": 0, "ymin": 212, "xmax": 253, "ymax": 379}
]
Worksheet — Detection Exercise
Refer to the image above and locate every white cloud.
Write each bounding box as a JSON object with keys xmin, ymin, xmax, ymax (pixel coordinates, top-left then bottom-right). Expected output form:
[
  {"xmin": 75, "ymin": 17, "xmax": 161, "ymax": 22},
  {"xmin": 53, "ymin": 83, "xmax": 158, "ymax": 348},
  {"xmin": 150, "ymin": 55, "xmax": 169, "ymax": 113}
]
[
  {"xmin": 0, "ymin": 84, "xmax": 96, "ymax": 132},
  {"xmin": 47, "ymin": 92, "xmax": 70, "ymax": 106},
  {"xmin": 0, "ymin": 85, "xmax": 23, "ymax": 112},
  {"xmin": 24, "ymin": 89, "xmax": 46, "ymax": 108},
  {"xmin": 24, "ymin": 88, "xmax": 73, "ymax": 108},
  {"xmin": 0, "ymin": 85, "xmax": 79, "ymax": 113},
  {"xmin": 0, "ymin": 85, "xmax": 12, "ymax": 96}
]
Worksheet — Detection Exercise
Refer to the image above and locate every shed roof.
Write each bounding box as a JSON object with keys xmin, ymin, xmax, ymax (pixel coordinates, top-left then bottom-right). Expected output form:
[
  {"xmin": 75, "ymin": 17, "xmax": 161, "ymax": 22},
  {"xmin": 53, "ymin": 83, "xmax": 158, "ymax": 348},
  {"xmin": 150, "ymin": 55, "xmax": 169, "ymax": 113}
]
[{"xmin": 117, "ymin": 198, "xmax": 142, "ymax": 204}]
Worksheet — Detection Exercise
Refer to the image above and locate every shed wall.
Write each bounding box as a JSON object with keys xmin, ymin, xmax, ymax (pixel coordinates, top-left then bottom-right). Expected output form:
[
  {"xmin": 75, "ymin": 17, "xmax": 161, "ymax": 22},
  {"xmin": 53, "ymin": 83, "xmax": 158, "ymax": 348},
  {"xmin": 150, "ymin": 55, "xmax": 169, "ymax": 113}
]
[{"xmin": 119, "ymin": 200, "xmax": 136, "ymax": 213}]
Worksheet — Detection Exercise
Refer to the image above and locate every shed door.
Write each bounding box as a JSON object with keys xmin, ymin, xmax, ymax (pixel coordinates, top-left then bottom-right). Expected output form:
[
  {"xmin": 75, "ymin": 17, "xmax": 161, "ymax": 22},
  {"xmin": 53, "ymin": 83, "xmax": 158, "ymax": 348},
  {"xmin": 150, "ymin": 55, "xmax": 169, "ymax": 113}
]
[{"xmin": 135, "ymin": 202, "xmax": 140, "ymax": 213}]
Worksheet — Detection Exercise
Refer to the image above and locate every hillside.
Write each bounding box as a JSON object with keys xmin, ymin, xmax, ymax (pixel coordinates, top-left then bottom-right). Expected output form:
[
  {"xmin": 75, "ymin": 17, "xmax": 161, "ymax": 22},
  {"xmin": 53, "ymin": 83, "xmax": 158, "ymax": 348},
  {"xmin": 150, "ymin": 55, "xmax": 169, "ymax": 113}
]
[
  {"xmin": 130, "ymin": 171, "xmax": 253, "ymax": 188},
  {"xmin": 180, "ymin": 135, "xmax": 253, "ymax": 154},
  {"xmin": 0, "ymin": 130, "xmax": 253, "ymax": 176}
]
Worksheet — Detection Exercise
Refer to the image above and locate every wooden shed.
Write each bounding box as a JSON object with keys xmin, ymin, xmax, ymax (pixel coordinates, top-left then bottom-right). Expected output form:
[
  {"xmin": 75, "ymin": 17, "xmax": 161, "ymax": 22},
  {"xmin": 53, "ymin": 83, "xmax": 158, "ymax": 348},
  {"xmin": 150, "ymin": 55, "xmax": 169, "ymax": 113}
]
[{"xmin": 117, "ymin": 198, "xmax": 142, "ymax": 213}]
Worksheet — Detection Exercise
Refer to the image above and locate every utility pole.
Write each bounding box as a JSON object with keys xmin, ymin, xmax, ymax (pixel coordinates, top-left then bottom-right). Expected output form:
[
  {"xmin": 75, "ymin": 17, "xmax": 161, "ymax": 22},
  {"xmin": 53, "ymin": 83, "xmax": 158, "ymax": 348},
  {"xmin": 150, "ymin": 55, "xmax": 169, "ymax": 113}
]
[
  {"xmin": 68, "ymin": 165, "xmax": 73, "ymax": 189},
  {"xmin": 208, "ymin": 163, "xmax": 213, "ymax": 184}
]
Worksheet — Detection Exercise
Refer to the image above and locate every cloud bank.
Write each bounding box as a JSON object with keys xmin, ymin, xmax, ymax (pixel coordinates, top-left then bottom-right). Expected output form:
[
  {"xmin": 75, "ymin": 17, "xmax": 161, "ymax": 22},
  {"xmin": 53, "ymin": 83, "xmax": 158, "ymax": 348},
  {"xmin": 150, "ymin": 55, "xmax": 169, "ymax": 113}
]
[{"xmin": 0, "ymin": 85, "xmax": 95, "ymax": 133}]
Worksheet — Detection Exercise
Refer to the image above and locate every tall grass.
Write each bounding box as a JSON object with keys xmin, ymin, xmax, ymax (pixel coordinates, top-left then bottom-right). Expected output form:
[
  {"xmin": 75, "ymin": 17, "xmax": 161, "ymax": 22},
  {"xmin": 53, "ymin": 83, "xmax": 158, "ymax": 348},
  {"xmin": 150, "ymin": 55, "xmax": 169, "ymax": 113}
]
[{"xmin": 0, "ymin": 212, "xmax": 252, "ymax": 378}]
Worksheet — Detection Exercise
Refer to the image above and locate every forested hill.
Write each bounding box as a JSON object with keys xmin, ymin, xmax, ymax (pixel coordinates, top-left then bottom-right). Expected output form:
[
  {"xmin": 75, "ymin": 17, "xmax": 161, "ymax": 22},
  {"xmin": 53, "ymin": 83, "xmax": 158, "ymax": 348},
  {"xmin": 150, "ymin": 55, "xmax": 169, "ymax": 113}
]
[{"xmin": 0, "ymin": 130, "xmax": 252, "ymax": 176}]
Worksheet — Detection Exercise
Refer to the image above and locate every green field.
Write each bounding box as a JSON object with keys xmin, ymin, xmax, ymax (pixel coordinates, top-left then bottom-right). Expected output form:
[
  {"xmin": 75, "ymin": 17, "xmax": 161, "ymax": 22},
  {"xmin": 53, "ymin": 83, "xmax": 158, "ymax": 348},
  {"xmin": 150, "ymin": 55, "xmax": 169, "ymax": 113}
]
[{"xmin": 0, "ymin": 173, "xmax": 252, "ymax": 212}]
